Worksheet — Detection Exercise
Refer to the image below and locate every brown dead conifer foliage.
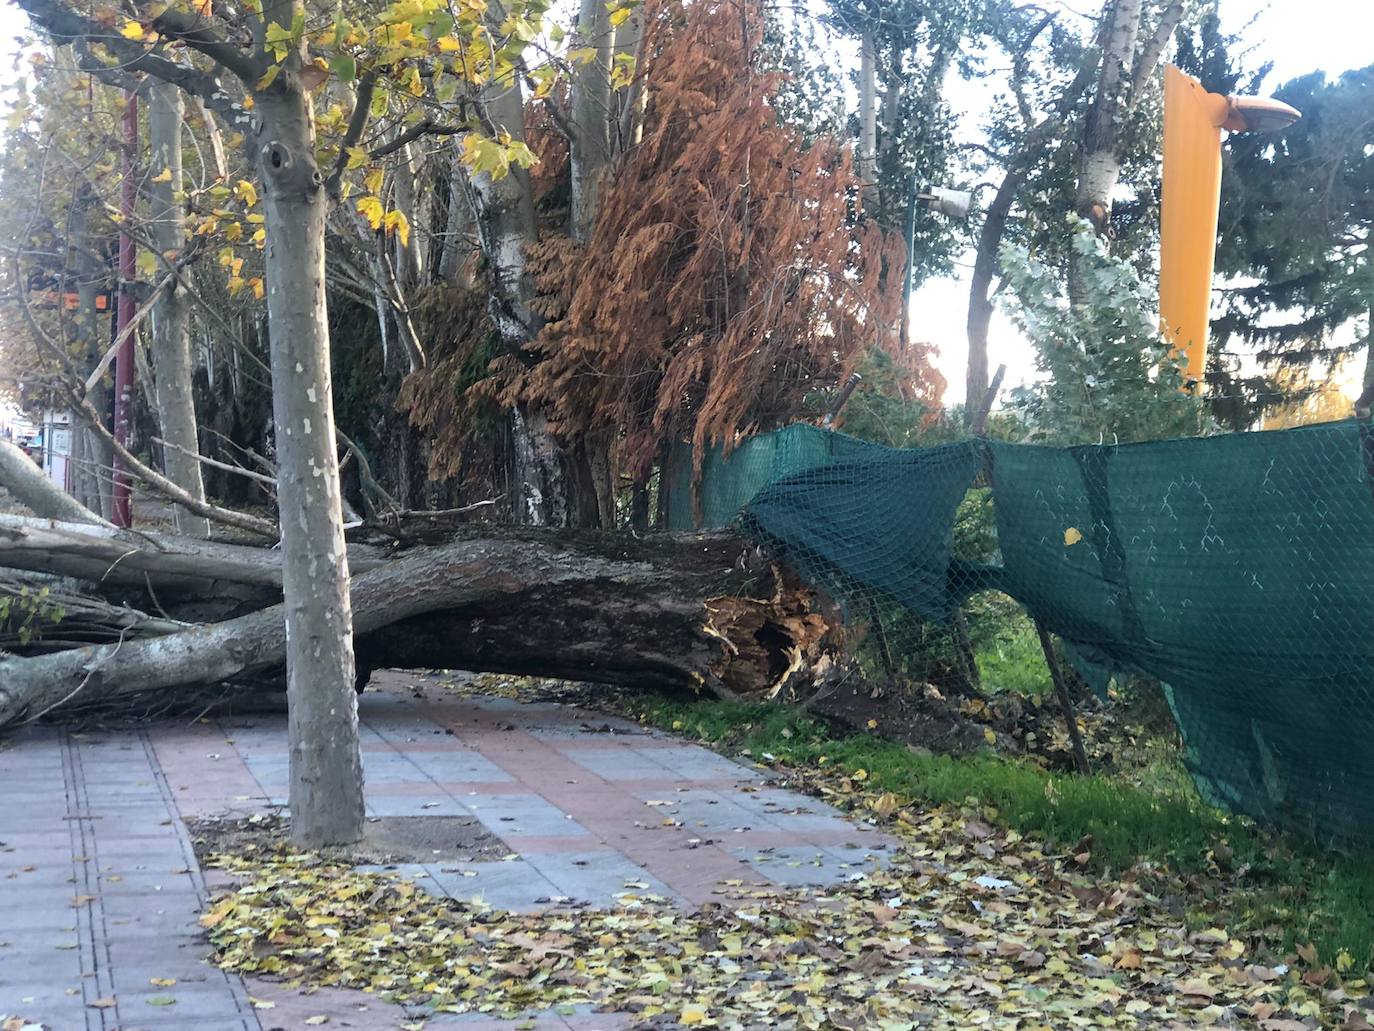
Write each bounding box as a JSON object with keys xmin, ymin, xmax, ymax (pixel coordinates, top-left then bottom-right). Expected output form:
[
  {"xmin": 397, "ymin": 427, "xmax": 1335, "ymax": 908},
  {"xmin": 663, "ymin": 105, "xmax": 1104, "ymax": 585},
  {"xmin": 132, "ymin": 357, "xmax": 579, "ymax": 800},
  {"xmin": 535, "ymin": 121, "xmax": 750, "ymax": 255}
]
[
  {"xmin": 404, "ymin": 0, "xmax": 940, "ymax": 500},
  {"xmin": 507, "ymin": 0, "xmax": 936, "ymax": 481}
]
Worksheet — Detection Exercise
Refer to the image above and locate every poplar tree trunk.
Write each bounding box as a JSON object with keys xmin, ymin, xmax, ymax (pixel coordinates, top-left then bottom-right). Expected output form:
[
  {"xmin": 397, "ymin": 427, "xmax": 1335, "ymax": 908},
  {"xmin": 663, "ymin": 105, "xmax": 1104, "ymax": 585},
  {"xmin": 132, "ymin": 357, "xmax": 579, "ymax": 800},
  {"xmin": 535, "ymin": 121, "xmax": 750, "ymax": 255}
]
[
  {"xmin": 148, "ymin": 82, "xmax": 211, "ymax": 538},
  {"xmin": 858, "ymin": 33, "xmax": 877, "ymax": 211},
  {"xmin": 569, "ymin": 0, "xmax": 613, "ymax": 242},
  {"xmin": 256, "ymin": 68, "xmax": 365, "ymax": 847}
]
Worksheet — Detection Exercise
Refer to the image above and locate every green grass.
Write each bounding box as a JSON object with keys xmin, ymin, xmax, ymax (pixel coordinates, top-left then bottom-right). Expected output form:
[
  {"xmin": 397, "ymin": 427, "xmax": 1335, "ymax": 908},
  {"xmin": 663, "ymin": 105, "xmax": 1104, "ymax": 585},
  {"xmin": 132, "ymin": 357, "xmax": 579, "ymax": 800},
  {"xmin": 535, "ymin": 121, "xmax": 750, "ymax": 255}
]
[
  {"xmin": 625, "ymin": 695, "xmax": 1374, "ymax": 975},
  {"xmin": 973, "ymin": 624, "xmax": 1052, "ymax": 697}
]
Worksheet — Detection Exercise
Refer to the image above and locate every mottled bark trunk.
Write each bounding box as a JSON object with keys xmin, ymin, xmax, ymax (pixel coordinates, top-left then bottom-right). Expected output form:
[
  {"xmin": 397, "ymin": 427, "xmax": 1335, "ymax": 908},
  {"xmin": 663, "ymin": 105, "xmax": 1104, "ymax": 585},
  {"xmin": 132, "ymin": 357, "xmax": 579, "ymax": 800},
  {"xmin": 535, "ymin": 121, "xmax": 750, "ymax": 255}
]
[
  {"xmin": 569, "ymin": 0, "xmax": 613, "ymax": 242},
  {"xmin": 148, "ymin": 82, "xmax": 211, "ymax": 538},
  {"xmin": 256, "ymin": 73, "xmax": 364, "ymax": 846}
]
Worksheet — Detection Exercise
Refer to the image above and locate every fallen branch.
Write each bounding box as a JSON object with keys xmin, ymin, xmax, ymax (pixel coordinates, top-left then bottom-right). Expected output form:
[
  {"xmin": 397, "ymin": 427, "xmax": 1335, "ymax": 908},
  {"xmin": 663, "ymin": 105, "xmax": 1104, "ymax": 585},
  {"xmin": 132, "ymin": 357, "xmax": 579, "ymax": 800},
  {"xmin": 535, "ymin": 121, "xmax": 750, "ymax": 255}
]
[
  {"xmin": 0, "ymin": 512, "xmax": 385, "ymax": 601},
  {"xmin": 0, "ymin": 437, "xmax": 114, "ymax": 527}
]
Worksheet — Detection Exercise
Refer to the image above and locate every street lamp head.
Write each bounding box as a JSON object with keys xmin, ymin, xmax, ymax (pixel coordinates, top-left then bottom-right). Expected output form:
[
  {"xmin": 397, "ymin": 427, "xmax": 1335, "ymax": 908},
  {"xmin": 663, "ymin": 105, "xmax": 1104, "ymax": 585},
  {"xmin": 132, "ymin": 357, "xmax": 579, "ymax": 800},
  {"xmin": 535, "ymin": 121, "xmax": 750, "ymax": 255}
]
[{"xmin": 1221, "ymin": 95, "xmax": 1302, "ymax": 134}]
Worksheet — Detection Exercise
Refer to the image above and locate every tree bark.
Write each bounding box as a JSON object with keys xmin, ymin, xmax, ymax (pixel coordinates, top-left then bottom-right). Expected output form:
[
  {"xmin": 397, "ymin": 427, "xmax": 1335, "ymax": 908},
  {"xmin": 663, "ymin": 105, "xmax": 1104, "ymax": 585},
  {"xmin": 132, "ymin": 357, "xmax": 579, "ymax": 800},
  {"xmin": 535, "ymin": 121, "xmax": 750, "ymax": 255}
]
[
  {"xmin": 464, "ymin": 47, "xmax": 569, "ymax": 527},
  {"xmin": 569, "ymin": 0, "xmax": 613, "ymax": 242},
  {"xmin": 858, "ymin": 32, "xmax": 877, "ymax": 211},
  {"xmin": 0, "ymin": 531, "xmax": 831, "ymax": 725},
  {"xmin": 255, "ymin": 52, "xmax": 365, "ymax": 845},
  {"xmin": 70, "ymin": 189, "xmax": 110, "ymax": 517},
  {"xmin": 148, "ymin": 81, "xmax": 211, "ymax": 539},
  {"xmin": 437, "ymin": 143, "xmax": 476, "ymax": 286},
  {"xmin": 613, "ymin": 7, "xmax": 646, "ymax": 154},
  {"xmin": 1075, "ymin": 0, "xmax": 1143, "ymax": 235},
  {"xmin": 965, "ymin": 165, "xmax": 1027, "ymax": 421},
  {"xmin": 0, "ymin": 513, "xmax": 383, "ymax": 608},
  {"xmin": 0, "ymin": 439, "xmax": 114, "ymax": 527}
]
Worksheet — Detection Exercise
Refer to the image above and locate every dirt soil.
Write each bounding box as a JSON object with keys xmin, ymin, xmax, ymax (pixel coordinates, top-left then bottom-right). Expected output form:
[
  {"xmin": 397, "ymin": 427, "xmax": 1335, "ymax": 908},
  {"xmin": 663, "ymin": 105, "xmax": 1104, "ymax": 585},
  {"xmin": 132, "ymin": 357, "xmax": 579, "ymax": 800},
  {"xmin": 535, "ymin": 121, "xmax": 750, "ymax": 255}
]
[{"xmin": 188, "ymin": 813, "xmax": 510, "ymax": 865}]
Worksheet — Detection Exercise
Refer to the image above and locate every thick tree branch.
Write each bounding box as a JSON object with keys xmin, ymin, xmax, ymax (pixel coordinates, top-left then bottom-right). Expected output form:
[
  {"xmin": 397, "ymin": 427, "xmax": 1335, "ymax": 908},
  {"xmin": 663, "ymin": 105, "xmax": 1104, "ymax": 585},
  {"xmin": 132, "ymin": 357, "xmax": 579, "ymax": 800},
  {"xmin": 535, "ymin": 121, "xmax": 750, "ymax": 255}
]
[
  {"xmin": 15, "ymin": 0, "xmax": 252, "ymax": 131},
  {"xmin": 149, "ymin": 7, "xmax": 265, "ymax": 84},
  {"xmin": 324, "ymin": 69, "xmax": 379, "ymax": 200}
]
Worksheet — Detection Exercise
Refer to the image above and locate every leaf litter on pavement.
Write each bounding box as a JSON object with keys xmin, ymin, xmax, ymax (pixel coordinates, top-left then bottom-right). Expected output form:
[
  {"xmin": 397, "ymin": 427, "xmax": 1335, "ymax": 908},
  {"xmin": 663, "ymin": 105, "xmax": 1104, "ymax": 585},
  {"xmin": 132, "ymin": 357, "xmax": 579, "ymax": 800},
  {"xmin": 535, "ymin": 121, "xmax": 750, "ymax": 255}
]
[{"xmin": 200, "ymin": 789, "xmax": 1374, "ymax": 1029}]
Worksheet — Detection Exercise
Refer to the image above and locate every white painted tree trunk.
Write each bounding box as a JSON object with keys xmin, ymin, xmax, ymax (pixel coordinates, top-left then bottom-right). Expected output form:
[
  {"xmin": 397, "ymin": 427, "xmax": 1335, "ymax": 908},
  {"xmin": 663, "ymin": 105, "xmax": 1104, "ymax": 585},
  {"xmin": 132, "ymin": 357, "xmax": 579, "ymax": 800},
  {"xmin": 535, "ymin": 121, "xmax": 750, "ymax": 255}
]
[
  {"xmin": 256, "ymin": 78, "xmax": 365, "ymax": 847},
  {"xmin": 148, "ymin": 82, "xmax": 211, "ymax": 539}
]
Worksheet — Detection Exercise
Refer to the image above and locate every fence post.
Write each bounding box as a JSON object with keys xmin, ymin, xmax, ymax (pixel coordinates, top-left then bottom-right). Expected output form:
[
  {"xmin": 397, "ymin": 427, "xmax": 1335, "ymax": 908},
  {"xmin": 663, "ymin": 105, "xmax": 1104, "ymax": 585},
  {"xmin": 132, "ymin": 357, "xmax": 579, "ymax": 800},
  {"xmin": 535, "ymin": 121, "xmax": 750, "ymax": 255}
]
[{"xmin": 1034, "ymin": 619, "xmax": 1091, "ymax": 775}]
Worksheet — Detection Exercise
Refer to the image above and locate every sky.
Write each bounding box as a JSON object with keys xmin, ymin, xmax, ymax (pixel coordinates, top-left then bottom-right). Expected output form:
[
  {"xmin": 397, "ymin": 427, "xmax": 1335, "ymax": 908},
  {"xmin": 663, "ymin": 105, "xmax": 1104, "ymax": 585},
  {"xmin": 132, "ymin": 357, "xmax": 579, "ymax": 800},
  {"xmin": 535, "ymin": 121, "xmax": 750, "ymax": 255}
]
[{"xmin": 920, "ymin": 0, "xmax": 1372, "ymax": 408}]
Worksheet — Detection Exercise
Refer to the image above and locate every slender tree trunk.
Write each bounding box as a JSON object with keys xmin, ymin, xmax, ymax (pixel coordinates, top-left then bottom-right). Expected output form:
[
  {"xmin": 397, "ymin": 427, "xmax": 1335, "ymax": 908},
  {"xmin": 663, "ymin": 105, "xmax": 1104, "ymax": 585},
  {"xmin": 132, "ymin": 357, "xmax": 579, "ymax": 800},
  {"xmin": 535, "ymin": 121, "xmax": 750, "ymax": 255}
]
[
  {"xmin": 148, "ymin": 82, "xmax": 211, "ymax": 538},
  {"xmin": 569, "ymin": 0, "xmax": 613, "ymax": 242},
  {"xmin": 1364, "ymin": 305, "xmax": 1374, "ymax": 390},
  {"xmin": 965, "ymin": 166, "xmax": 1027, "ymax": 421},
  {"xmin": 613, "ymin": 7, "xmax": 646, "ymax": 154},
  {"xmin": 392, "ymin": 141, "xmax": 423, "ymax": 289},
  {"xmin": 70, "ymin": 190, "xmax": 109, "ymax": 515},
  {"xmin": 437, "ymin": 144, "xmax": 476, "ymax": 286},
  {"xmin": 256, "ymin": 73, "xmax": 365, "ymax": 846},
  {"xmin": 858, "ymin": 32, "xmax": 877, "ymax": 210}
]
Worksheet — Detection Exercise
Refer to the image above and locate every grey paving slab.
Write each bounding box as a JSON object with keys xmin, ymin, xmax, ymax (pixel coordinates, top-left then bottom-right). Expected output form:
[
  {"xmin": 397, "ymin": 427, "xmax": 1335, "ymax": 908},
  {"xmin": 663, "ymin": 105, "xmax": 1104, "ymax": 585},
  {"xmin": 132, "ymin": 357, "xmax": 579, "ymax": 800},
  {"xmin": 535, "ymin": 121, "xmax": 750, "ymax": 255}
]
[
  {"xmin": 630, "ymin": 788, "xmax": 766, "ymax": 833},
  {"xmin": 522, "ymin": 851, "xmax": 680, "ymax": 907},
  {"xmin": 424, "ymin": 860, "xmax": 562, "ymax": 912},
  {"xmin": 640, "ymin": 745, "xmax": 768, "ymax": 782},
  {"xmin": 561, "ymin": 748, "xmax": 677, "ymax": 781},
  {"xmin": 0, "ymin": 729, "xmax": 259, "ymax": 1031},
  {"xmin": 462, "ymin": 792, "xmax": 593, "ymax": 837}
]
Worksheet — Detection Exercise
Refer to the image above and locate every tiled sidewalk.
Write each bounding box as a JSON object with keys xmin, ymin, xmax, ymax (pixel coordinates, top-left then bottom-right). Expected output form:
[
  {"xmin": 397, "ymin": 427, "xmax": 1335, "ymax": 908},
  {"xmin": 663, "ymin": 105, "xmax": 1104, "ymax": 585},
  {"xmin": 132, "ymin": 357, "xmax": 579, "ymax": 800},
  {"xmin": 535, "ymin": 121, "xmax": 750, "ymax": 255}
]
[{"xmin": 1, "ymin": 674, "xmax": 894, "ymax": 1028}]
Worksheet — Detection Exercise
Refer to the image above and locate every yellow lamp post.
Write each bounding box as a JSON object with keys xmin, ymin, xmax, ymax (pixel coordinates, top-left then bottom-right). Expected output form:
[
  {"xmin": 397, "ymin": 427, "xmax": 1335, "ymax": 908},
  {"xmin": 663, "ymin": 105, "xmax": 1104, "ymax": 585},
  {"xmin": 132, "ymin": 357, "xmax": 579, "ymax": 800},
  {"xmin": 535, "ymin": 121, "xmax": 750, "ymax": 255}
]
[{"xmin": 1159, "ymin": 65, "xmax": 1301, "ymax": 391}]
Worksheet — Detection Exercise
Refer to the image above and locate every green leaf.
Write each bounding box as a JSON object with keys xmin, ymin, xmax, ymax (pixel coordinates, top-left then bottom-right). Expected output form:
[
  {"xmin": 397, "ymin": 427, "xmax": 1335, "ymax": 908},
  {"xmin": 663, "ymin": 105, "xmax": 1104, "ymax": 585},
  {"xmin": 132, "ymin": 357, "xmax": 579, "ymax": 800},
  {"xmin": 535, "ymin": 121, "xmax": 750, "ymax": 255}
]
[{"xmin": 330, "ymin": 55, "xmax": 357, "ymax": 82}]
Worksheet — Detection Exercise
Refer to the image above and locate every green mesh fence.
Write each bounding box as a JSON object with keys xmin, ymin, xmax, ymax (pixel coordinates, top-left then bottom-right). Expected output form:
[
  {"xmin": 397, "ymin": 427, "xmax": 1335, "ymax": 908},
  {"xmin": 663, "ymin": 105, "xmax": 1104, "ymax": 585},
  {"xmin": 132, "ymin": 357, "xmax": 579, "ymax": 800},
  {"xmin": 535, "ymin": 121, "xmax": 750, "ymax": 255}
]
[{"xmin": 667, "ymin": 420, "xmax": 1374, "ymax": 846}]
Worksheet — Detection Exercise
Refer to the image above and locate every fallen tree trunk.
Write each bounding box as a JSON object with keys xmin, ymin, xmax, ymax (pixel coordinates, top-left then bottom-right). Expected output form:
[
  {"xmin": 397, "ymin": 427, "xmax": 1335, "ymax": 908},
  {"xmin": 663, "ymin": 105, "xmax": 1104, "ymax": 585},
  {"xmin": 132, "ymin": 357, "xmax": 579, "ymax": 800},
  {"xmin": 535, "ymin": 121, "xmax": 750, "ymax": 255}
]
[
  {"xmin": 0, "ymin": 438, "xmax": 114, "ymax": 527},
  {"xmin": 0, "ymin": 530, "xmax": 831, "ymax": 728},
  {"xmin": 0, "ymin": 513, "xmax": 387, "ymax": 619}
]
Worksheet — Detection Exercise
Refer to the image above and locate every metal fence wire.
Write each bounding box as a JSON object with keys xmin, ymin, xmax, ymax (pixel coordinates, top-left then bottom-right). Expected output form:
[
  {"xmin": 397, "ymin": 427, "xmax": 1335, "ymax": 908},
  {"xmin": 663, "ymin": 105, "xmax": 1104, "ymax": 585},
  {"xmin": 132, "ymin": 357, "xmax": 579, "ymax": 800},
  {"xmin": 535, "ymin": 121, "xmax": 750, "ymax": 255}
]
[{"xmin": 665, "ymin": 419, "xmax": 1374, "ymax": 846}]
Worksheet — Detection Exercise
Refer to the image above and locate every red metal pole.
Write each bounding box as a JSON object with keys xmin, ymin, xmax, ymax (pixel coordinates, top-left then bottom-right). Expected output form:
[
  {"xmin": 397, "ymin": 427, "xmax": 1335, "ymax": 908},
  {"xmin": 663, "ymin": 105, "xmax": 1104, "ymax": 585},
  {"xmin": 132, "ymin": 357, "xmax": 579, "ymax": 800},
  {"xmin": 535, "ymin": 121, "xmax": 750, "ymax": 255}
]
[{"xmin": 111, "ymin": 90, "xmax": 137, "ymax": 527}]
